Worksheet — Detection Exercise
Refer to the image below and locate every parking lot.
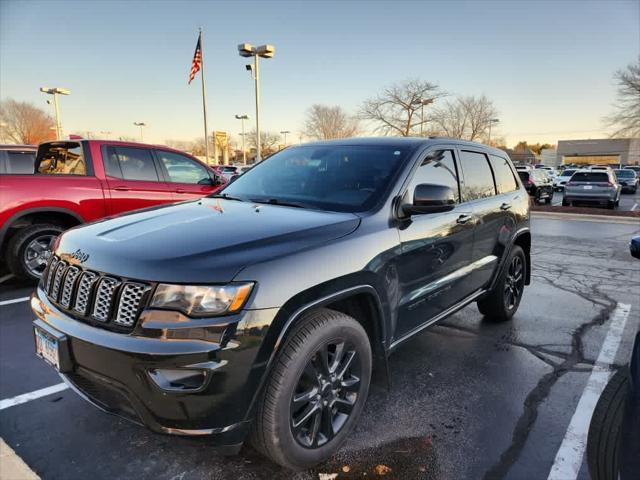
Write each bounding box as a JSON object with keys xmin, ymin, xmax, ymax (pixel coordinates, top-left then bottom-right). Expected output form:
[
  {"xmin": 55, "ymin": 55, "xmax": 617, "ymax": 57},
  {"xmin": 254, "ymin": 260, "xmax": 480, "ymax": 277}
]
[
  {"xmin": 0, "ymin": 215, "xmax": 638, "ymax": 479},
  {"xmin": 549, "ymin": 189, "xmax": 640, "ymax": 210}
]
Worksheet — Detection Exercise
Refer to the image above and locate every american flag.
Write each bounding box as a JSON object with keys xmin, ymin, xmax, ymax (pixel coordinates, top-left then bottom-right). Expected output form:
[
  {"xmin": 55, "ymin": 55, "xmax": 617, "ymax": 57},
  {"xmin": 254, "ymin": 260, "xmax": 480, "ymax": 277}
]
[{"xmin": 188, "ymin": 33, "xmax": 202, "ymax": 84}]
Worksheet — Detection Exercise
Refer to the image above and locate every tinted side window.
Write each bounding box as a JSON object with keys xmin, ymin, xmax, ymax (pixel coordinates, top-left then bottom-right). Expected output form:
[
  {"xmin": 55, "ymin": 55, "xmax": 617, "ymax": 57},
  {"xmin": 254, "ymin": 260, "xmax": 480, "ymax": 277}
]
[
  {"xmin": 110, "ymin": 147, "xmax": 159, "ymax": 182},
  {"xmin": 156, "ymin": 150, "xmax": 210, "ymax": 184},
  {"xmin": 406, "ymin": 149, "xmax": 460, "ymax": 203},
  {"xmin": 459, "ymin": 151, "xmax": 496, "ymax": 201},
  {"xmin": 489, "ymin": 155, "xmax": 518, "ymax": 193}
]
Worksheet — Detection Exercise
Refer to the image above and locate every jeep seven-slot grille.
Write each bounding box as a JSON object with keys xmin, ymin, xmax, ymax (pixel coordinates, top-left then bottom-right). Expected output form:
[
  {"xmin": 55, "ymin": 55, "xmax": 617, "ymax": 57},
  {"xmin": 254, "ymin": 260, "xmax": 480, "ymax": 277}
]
[{"xmin": 41, "ymin": 255, "xmax": 152, "ymax": 331}]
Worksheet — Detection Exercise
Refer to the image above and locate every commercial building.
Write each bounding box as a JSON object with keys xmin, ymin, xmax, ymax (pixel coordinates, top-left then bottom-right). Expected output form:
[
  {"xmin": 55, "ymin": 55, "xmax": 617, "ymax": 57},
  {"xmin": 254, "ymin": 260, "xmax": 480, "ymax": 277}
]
[
  {"xmin": 556, "ymin": 138, "xmax": 640, "ymax": 166},
  {"xmin": 540, "ymin": 148, "xmax": 559, "ymax": 167}
]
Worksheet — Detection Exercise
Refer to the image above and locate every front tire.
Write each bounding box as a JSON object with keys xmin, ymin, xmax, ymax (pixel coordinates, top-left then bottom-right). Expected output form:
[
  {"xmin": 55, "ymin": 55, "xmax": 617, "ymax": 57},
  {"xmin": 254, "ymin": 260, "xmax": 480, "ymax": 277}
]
[
  {"xmin": 477, "ymin": 245, "xmax": 526, "ymax": 322},
  {"xmin": 6, "ymin": 224, "xmax": 63, "ymax": 281},
  {"xmin": 249, "ymin": 308, "xmax": 372, "ymax": 470},
  {"xmin": 587, "ymin": 368, "xmax": 628, "ymax": 480}
]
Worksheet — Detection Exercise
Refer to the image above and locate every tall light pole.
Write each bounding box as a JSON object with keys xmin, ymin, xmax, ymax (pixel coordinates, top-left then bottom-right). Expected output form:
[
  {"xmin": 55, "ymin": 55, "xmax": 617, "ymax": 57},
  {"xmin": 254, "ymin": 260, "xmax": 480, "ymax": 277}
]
[
  {"xmin": 280, "ymin": 130, "xmax": 290, "ymax": 147},
  {"xmin": 238, "ymin": 43, "xmax": 275, "ymax": 162},
  {"xmin": 488, "ymin": 118, "xmax": 500, "ymax": 144},
  {"xmin": 412, "ymin": 98, "xmax": 434, "ymax": 136},
  {"xmin": 133, "ymin": 122, "xmax": 146, "ymax": 142},
  {"xmin": 235, "ymin": 114, "xmax": 249, "ymax": 165},
  {"xmin": 40, "ymin": 87, "xmax": 70, "ymax": 140}
]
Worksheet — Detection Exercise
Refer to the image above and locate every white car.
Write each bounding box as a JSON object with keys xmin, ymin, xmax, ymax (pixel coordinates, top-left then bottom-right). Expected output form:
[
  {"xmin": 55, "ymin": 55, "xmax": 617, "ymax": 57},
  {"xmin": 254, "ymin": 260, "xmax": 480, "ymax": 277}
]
[{"xmin": 554, "ymin": 168, "xmax": 577, "ymax": 191}]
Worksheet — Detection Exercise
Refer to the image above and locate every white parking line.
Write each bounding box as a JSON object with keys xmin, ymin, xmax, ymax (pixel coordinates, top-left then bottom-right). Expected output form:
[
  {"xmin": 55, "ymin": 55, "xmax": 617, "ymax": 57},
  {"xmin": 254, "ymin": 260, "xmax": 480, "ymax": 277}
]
[
  {"xmin": 0, "ymin": 383, "xmax": 69, "ymax": 411},
  {"xmin": 0, "ymin": 297, "xmax": 30, "ymax": 307},
  {"xmin": 547, "ymin": 303, "xmax": 632, "ymax": 480},
  {"xmin": 0, "ymin": 274, "xmax": 14, "ymax": 285},
  {"xmin": 632, "ymin": 203, "xmax": 638, "ymax": 211}
]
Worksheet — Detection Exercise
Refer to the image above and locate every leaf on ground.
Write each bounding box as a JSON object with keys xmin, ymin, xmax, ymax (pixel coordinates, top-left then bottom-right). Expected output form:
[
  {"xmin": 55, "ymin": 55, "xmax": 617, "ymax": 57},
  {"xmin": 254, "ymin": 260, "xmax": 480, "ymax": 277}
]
[{"xmin": 374, "ymin": 464, "xmax": 392, "ymax": 475}]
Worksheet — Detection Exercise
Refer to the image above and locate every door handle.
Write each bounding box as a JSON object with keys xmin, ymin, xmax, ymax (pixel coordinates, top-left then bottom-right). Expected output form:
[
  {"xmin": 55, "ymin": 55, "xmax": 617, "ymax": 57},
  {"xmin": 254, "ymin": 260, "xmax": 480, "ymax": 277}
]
[
  {"xmin": 113, "ymin": 186, "xmax": 130, "ymax": 191},
  {"xmin": 456, "ymin": 214, "xmax": 473, "ymax": 224},
  {"xmin": 500, "ymin": 202, "xmax": 512, "ymax": 211}
]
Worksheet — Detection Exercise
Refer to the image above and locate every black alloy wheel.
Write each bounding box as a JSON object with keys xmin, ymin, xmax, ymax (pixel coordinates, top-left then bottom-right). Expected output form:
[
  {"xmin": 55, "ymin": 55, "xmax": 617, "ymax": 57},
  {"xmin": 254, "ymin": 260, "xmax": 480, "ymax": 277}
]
[
  {"xmin": 290, "ymin": 340, "xmax": 361, "ymax": 448},
  {"xmin": 504, "ymin": 254, "xmax": 525, "ymax": 311}
]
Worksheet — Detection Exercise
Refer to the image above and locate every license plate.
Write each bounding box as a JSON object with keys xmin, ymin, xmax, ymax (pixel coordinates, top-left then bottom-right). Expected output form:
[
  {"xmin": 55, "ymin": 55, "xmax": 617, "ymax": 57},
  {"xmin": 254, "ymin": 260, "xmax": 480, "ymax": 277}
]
[
  {"xmin": 583, "ymin": 185, "xmax": 593, "ymax": 190},
  {"xmin": 34, "ymin": 327, "xmax": 60, "ymax": 371}
]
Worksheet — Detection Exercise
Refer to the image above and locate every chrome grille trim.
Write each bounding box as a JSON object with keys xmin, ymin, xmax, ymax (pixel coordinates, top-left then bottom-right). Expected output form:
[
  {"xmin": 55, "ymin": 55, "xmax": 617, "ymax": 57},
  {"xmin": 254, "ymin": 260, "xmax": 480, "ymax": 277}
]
[
  {"xmin": 50, "ymin": 261, "xmax": 68, "ymax": 301},
  {"xmin": 73, "ymin": 271, "xmax": 98, "ymax": 315},
  {"xmin": 115, "ymin": 283, "xmax": 151, "ymax": 327},
  {"xmin": 91, "ymin": 277, "xmax": 120, "ymax": 322},
  {"xmin": 59, "ymin": 266, "xmax": 80, "ymax": 308},
  {"xmin": 45, "ymin": 256, "xmax": 59, "ymax": 293}
]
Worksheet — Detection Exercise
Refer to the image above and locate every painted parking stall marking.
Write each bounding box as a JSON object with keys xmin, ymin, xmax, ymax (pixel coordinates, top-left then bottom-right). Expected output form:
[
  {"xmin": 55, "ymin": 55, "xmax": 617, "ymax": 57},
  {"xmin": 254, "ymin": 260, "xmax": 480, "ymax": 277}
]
[
  {"xmin": 0, "ymin": 297, "xmax": 30, "ymax": 307},
  {"xmin": 547, "ymin": 303, "xmax": 632, "ymax": 480},
  {"xmin": 0, "ymin": 383, "xmax": 69, "ymax": 411}
]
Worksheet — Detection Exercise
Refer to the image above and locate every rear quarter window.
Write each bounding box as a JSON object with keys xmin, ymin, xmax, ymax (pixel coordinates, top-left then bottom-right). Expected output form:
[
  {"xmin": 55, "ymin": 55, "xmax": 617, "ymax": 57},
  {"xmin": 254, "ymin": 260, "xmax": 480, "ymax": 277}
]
[{"xmin": 37, "ymin": 142, "xmax": 87, "ymax": 175}]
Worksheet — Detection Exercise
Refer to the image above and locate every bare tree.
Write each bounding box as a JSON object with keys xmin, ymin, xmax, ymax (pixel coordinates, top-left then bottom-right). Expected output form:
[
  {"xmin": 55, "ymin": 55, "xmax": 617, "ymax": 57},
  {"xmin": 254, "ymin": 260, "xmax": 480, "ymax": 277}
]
[
  {"xmin": 430, "ymin": 95, "xmax": 498, "ymax": 141},
  {"xmin": 0, "ymin": 99, "xmax": 56, "ymax": 144},
  {"xmin": 248, "ymin": 129, "xmax": 281, "ymax": 156},
  {"xmin": 359, "ymin": 79, "xmax": 444, "ymax": 136},
  {"xmin": 304, "ymin": 104, "xmax": 359, "ymax": 140},
  {"xmin": 605, "ymin": 57, "xmax": 640, "ymax": 138}
]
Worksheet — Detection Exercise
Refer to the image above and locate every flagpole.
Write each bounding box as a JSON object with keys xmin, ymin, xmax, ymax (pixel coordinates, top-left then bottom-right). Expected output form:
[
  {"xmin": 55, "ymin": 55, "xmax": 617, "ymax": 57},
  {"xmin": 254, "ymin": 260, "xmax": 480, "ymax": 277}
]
[{"xmin": 199, "ymin": 28, "xmax": 210, "ymax": 164}]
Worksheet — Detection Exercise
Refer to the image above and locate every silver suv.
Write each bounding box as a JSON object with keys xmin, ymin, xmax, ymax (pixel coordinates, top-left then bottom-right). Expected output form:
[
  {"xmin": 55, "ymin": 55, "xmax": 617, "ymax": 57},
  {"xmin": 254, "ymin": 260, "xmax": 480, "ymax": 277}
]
[{"xmin": 563, "ymin": 169, "xmax": 621, "ymax": 209}]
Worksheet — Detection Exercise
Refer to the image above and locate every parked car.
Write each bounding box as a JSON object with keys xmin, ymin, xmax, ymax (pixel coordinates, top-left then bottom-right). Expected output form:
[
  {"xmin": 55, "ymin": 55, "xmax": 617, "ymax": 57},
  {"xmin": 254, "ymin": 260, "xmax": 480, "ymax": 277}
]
[
  {"xmin": 587, "ymin": 328, "xmax": 640, "ymax": 480},
  {"xmin": 31, "ymin": 138, "xmax": 531, "ymax": 470},
  {"xmin": 0, "ymin": 144, "xmax": 37, "ymax": 174},
  {"xmin": 624, "ymin": 165, "xmax": 640, "ymax": 175},
  {"xmin": 213, "ymin": 165, "xmax": 240, "ymax": 177},
  {"xmin": 614, "ymin": 169, "xmax": 638, "ymax": 193},
  {"xmin": 0, "ymin": 140, "xmax": 226, "ymax": 280},
  {"xmin": 631, "ymin": 235, "xmax": 640, "ymax": 259},
  {"xmin": 518, "ymin": 169, "xmax": 553, "ymax": 204},
  {"xmin": 540, "ymin": 166, "xmax": 557, "ymax": 178},
  {"xmin": 563, "ymin": 170, "xmax": 621, "ymax": 209},
  {"xmin": 554, "ymin": 168, "xmax": 577, "ymax": 191}
]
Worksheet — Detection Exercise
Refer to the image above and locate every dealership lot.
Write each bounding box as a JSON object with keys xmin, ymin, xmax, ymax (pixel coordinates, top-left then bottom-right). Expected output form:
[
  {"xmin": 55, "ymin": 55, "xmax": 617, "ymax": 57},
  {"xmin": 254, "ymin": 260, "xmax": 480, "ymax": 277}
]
[{"xmin": 1, "ymin": 216, "xmax": 639, "ymax": 479}]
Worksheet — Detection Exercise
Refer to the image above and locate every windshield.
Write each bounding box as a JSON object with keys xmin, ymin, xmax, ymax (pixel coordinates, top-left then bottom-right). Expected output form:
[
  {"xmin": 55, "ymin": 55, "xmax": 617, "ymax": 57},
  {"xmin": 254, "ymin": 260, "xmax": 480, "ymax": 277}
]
[
  {"xmin": 560, "ymin": 169, "xmax": 576, "ymax": 177},
  {"xmin": 614, "ymin": 169, "xmax": 635, "ymax": 177},
  {"xmin": 219, "ymin": 145, "xmax": 409, "ymax": 212}
]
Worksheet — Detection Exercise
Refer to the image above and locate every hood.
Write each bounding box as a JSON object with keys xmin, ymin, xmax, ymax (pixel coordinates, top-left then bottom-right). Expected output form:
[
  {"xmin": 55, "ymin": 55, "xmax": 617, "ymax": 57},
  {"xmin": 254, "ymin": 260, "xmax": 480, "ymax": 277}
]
[{"xmin": 56, "ymin": 198, "xmax": 360, "ymax": 283}]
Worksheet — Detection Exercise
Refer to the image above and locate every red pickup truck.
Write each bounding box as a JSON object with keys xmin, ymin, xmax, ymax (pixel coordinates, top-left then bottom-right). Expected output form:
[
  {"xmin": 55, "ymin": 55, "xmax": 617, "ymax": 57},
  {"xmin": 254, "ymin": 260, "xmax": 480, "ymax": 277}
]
[{"xmin": 0, "ymin": 139, "xmax": 226, "ymax": 280}]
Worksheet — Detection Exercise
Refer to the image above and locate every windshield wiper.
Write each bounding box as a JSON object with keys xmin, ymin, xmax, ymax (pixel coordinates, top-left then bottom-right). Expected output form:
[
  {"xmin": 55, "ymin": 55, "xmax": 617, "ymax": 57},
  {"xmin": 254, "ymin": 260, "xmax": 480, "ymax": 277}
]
[
  {"xmin": 250, "ymin": 198, "xmax": 308, "ymax": 209},
  {"xmin": 209, "ymin": 193, "xmax": 245, "ymax": 202}
]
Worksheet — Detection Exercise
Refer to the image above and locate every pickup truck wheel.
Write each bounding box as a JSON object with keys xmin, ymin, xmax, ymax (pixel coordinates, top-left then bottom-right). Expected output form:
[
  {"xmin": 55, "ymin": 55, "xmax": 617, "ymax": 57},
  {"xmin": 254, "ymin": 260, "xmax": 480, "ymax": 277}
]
[
  {"xmin": 587, "ymin": 368, "xmax": 628, "ymax": 480},
  {"xmin": 6, "ymin": 224, "xmax": 63, "ymax": 281},
  {"xmin": 477, "ymin": 245, "xmax": 526, "ymax": 322},
  {"xmin": 249, "ymin": 308, "xmax": 372, "ymax": 470}
]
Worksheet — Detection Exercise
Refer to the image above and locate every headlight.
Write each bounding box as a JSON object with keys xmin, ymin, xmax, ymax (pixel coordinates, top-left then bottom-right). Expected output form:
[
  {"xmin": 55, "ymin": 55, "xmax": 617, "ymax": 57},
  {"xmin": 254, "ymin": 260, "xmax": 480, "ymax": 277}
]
[{"xmin": 150, "ymin": 283, "xmax": 254, "ymax": 317}]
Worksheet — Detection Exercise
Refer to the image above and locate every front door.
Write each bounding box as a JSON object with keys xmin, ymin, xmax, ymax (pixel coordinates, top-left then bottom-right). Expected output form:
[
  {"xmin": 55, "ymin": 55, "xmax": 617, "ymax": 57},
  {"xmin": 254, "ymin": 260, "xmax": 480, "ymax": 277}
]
[
  {"xmin": 394, "ymin": 148, "xmax": 476, "ymax": 341},
  {"xmin": 154, "ymin": 149, "xmax": 223, "ymax": 201}
]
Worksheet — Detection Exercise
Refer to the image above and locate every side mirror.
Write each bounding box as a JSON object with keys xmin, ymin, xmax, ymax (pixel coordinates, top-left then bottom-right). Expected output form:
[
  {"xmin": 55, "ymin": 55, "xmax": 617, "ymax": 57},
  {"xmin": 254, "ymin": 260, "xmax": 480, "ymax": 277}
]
[{"xmin": 402, "ymin": 183, "xmax": 456, "ymax": 216}]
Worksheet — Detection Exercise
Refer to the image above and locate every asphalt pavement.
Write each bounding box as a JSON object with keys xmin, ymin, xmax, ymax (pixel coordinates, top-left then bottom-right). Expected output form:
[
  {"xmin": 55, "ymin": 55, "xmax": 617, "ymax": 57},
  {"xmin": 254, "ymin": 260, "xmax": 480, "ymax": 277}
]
[{"xmin": 1, "ymin": 216, "xmax": 639, "ymax": 479}]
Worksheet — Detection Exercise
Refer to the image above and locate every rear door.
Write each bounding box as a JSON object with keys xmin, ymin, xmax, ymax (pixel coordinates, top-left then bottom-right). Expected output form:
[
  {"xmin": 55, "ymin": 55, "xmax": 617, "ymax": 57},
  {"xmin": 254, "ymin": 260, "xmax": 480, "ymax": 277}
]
[
  {"xmin": 102, "ymin": 145, "xmax": 174, "ymax": 215},
  {"xmin": 154, "ymin": 149, "xmax": 221, "ymax": 201},
  {"xmin": 457, "ymin": 149, "xmax": 502, "ymax": 292}
]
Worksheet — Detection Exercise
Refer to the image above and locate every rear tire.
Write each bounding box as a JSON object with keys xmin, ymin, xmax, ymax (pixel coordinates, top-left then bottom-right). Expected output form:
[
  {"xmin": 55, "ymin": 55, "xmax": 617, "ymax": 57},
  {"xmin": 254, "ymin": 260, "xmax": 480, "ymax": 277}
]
[
  {"xmin": 587, "ymin": 368, "xmax": 628, "ymax": 480},
  {"xmin": 562, "ymin": 198, "xmax": 570, "ymax": 207},
  {"xmin": 478, "ymin": 245, "xmax": 526, "ymax": 322},
  {"xmin": 6, "ymin": 224, "xmax": 63, "ymax": 282},
  {"xmin": 249, "ymin": 308, "xmax": 372, "ymax": 470},
  {"xmin": 607, "ymin": 200, "xmax": 616, "ymax": 210}
]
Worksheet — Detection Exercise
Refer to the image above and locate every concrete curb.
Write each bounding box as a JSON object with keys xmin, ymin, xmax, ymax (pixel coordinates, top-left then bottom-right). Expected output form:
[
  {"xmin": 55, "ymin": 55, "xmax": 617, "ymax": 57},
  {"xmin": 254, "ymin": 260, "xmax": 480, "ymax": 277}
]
[
  {"xmin": 531, "ymin": 211, "xmax": 640, "ymax": 225},
  {"xmin": 0, "ymin": 438, "xmax": 39, "ymax": 480}
]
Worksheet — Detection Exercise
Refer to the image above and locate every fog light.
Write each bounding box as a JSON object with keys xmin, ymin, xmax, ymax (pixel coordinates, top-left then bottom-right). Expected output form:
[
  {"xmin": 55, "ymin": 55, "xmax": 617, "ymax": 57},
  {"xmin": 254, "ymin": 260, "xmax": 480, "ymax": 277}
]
[{"xmin": 148, "ymin": 368, "xmax": 207, "ymax": 392}]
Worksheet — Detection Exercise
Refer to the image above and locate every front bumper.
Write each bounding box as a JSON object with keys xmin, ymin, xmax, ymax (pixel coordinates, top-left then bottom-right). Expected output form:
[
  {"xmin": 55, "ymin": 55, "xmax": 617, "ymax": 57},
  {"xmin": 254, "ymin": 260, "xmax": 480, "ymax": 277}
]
[{"xmin": 31, "ymin": 288, "xmax": 279, "ymax": 444}]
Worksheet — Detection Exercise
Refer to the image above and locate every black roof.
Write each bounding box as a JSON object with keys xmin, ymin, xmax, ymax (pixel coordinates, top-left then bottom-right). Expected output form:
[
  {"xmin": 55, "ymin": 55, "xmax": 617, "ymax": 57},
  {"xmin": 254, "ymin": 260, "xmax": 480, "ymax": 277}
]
[{"xmin": 298, "ymin": 136, "xmax": 508, "ymax": 156}]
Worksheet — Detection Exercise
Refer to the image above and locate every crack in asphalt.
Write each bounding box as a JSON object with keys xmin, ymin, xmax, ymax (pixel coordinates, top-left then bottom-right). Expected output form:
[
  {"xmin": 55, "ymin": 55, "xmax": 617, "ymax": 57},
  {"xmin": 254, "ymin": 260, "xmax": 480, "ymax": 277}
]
[{"xmin": 479, "ymin": 267, "xmax": 619, "ymax": 480}]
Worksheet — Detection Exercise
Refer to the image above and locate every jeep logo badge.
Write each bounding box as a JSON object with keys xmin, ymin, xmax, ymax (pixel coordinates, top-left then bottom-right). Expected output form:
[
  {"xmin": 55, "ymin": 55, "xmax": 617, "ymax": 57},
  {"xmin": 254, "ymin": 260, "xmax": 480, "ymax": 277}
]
[{"xmin": 71, "ymin": 249, "xmax": 90, "ymax": 263}]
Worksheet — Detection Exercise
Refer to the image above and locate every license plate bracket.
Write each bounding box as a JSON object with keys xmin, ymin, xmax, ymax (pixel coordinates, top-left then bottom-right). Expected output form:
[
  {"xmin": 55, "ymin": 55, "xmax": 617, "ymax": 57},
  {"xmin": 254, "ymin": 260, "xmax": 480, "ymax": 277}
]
[{"xmin": 33, "ymin": 320, "xmax": 73, "ymax": 372}]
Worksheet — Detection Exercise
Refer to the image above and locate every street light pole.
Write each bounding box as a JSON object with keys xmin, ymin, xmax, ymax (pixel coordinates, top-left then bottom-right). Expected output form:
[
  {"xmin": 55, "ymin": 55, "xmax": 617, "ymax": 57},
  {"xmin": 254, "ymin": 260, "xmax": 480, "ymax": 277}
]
[
  {"xmin": 235, "ymin": 114, "xmax": 249, "ymax": 165},
  {"xmin": 488, "ymin": 118, "xmax": 500, "ymax": 144},
  {"xmin": 280, "ymin": 130, "xmax": 290, "ymax": 147},
  {"xmin": 134, "ymin": 122, "xmax": 146, "ymax": 142},
  {"xmin": 40, "ymin": 87, "xmax": 70, "ymax": 140},
  {"xmin": 238, "ymin": 43, "xmax": 275, "ymax": 163}
]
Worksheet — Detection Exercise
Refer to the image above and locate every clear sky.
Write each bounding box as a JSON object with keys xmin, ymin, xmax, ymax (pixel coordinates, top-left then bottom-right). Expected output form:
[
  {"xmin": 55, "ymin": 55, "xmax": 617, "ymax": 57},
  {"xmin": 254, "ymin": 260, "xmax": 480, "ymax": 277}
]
[{"xmin": 1, "ymin": 0, "xmax": 638, "ymax": 147}]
